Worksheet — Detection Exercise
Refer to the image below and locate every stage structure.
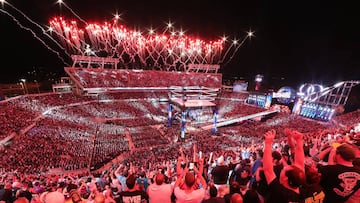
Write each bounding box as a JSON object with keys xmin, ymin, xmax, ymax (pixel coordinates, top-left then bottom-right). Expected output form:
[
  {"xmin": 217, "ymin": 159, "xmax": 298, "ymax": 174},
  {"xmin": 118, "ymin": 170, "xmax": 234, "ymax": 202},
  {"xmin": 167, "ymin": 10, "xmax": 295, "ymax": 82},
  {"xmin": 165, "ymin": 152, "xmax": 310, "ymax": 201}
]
[
  {"xmin": 168, "ymin": 86, "xmax": 220, "ymax": 139},
  {"xmin": 71, "ymin": 55, "xmax": 120, "ymax": 69},
  {"xmin": 293, "ymin": 81, "xmax": 360, "ymax": 121}
]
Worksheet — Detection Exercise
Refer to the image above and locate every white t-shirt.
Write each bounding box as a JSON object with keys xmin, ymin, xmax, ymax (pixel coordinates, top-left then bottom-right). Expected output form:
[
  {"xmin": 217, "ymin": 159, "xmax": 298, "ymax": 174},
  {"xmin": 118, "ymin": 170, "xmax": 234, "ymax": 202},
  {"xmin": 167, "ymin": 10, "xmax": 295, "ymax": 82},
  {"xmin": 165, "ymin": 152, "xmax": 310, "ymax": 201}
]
[{"xmin": 174, "ymin": 186, "xmax": 206, "ymax": 203}]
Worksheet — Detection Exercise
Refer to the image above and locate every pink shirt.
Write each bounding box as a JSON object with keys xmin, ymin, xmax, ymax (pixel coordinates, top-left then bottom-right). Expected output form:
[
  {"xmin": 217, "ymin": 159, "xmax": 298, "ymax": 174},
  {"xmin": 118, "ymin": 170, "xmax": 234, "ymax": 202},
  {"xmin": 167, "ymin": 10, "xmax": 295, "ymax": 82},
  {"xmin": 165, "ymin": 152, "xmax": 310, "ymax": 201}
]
[
  {"xmin": 174, "ymin": 186, "xmax": 206, "ymax": 203},
  {"xmin": 147, "ymin": 183, "xmax": 173, "ymax": 203}
]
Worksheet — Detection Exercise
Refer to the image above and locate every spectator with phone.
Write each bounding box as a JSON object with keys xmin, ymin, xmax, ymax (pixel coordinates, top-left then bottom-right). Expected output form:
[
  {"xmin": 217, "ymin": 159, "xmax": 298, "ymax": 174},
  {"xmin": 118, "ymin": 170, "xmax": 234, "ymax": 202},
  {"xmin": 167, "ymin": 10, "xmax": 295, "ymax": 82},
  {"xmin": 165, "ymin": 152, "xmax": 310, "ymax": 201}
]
[{"xmin": 174, "ymin": 162, "xmax": 207, "ymax": 203}]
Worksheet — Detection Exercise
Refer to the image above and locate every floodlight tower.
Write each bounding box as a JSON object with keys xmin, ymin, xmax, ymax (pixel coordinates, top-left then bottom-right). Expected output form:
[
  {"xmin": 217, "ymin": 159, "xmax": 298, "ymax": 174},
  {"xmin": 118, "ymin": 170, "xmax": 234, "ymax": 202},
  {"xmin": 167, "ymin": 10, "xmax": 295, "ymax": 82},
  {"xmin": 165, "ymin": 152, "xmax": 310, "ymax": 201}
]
[
  {"xmin": 255, "ymin": 74, "xmax": 263, "ymax": 91},
  {"xmin": 20, "ymin": 79, "xmax": 28, "ymax": 94}
]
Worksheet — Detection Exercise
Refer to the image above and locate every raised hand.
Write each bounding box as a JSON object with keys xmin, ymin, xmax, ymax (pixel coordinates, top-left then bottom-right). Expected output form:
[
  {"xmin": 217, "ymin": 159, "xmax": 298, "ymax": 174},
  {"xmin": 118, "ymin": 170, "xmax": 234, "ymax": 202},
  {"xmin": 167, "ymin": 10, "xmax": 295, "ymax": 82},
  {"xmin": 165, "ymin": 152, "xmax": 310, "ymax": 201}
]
[
  {"xmin": 264, "ymin": 129, "xmax": 276, "ymax": 144},
  {"xmin": 284, "ymin": 128, "xmax": 293, "ymax": 137},
  {"xmin": 285, "ymin": 128, "xmax": 303, "ymax": 140},
  {"xmin": 292, "ymin": 130, "xmax": 303, "ymax": 141}
]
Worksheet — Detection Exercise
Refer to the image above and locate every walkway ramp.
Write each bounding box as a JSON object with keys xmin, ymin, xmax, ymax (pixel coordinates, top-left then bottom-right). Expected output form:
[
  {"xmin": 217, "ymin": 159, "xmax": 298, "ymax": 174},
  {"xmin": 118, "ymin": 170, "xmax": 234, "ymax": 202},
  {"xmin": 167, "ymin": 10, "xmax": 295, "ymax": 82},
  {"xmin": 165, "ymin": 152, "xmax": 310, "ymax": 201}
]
[{"xmin": 202, "ymin": 109, "xmax": 279, "ymax": 130}]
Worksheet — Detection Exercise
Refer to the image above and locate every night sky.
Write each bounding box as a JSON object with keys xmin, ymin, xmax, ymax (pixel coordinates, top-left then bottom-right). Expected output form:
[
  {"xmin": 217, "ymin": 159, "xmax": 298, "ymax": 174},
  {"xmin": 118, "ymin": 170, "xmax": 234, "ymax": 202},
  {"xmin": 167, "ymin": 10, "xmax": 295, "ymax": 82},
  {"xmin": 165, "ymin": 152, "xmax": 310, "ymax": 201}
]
[{"xmin": 0, "ymin": 0, "xmax": 359, "ymax": 90}]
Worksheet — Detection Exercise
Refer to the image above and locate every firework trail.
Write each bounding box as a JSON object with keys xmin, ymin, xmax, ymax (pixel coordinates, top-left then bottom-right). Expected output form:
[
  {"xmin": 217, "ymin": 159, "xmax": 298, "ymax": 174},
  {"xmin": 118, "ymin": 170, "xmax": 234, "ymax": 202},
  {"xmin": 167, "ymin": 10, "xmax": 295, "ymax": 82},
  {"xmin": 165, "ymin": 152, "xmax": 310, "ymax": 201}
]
[
  {"xmin": 4, "ymin": 1, "xmax": 73, "ymax": 58},
  {"xmin": 0, "ymin": 8, "xmax": 70, "ymax": 66},
  {"xmin": 221, "ymin": 34, "xmax": 250, "ymax": 67},
  {"xmin": 59, "ymin": 0, "xmax": 87, "ymax": 25}
]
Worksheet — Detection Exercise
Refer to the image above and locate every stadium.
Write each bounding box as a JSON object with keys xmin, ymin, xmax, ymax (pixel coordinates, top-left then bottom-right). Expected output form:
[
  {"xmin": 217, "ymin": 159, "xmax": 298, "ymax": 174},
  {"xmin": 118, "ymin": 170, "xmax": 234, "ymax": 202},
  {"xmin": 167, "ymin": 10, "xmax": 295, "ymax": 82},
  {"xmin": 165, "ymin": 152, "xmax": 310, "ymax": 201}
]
[{"xmin": 0, "ymin": 1, "xmax": 360, "ymax": 203}]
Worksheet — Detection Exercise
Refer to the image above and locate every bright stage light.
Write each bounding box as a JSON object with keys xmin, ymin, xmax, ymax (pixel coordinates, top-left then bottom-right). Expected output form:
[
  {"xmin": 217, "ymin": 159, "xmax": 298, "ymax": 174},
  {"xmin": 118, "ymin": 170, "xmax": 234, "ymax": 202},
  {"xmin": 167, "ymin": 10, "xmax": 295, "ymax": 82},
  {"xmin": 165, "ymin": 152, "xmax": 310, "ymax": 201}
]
[{"xmin": 255, "ymin": 74, "xmax": 263, "ymax": 82}]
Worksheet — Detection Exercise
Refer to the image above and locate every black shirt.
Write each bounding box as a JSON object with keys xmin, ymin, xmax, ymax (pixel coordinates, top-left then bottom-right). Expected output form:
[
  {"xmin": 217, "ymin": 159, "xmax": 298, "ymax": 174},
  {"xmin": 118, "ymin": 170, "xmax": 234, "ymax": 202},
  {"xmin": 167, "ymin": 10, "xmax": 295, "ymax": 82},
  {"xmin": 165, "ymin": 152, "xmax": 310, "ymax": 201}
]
[
  {"xmin": 318, "ymin": 164, "xmax": 360, "ymax": 203},
  {"xmin": 211, "ymin": 165, "xmax": 230, "ymax": 185},
  {"xmin": 267, "ymin": 178, "xmax": 302, "ymax": 203}
]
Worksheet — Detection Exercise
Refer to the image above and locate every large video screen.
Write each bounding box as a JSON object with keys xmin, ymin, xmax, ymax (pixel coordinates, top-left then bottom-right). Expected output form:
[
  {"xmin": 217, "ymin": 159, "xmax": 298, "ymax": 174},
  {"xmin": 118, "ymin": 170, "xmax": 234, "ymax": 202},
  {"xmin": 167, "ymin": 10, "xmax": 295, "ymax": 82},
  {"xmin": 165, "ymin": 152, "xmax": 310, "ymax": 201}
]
[
  {"xmin": 297, "ymin": 102, "xmax": 335, "ymax": 121},
  {"xmin": 246, "ymin": 93, "xmax": 272, "ymax": 108}
]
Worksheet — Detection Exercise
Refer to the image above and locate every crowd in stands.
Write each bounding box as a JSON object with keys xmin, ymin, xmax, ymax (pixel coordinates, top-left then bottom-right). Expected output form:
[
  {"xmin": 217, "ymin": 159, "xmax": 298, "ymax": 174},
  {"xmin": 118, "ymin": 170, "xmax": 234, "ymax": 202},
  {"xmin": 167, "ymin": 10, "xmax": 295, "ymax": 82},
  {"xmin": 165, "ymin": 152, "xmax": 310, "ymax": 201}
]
[
  {"xmin": 66, "ymin": 68, "xmax": 222, "ymax": 89},
  {"xmin": 97, "ymin": 91, "xmax": 169, "ymax": 101},
  {"xmin": 0, "ymin": 91, "xmax": 359, "ymax": 203},
  {"xmin": 0, "ymin": 93, "xmax": 93, "ymax": 139}
]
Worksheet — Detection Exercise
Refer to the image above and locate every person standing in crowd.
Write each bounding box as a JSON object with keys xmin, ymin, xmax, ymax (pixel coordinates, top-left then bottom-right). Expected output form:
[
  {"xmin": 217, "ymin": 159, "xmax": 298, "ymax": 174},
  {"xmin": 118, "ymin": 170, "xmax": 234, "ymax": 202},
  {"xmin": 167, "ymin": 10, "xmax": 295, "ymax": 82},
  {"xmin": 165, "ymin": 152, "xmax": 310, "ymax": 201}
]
[
  {"xmin": 223, "ymin": 181, "xmax": 241, "ymax": 203},
  {"xmin": 43, "ymin": 191, "xmax": 66, "ymax": 203},
  {"xmin": 15, "ymin": 181, "xmax": 32, "ymax": 202},
  {"xmin": 118, "ymin": 174, "xmax": 148, "ymax": 203},
  {"xmin": 242, "ymin": 189, "xmax": 260, "ymax": 203},
  {"xmin": 317, "ymin": 143, "xmax": 360, "ymax": 203},
  {"xmin": 211, "ymin": 155, "xmax": 230, "ymax": 191},
  {"xmin": 174, "ymin": 160, "xmax": 207, "ymax": 203},
  {"xmin": 249, "ymin": 149, "xmax": 263, "ymax": 187},
  {"xmin": 147, "ymin": 173, "xmax": 173, "ymax": 203},
  {"xmin": 271, "ymin": 150, "xmax": 284, "ymax": 177},
  {"xmin": 301, "ymin": 164, "xmax": 325, "ymax": 203},
  {"xmin": 13, "ymin": 197, "xmax": 29, "ymax": 203},
  {"xmin": 263, "ymin": 129, "xmax": 306, "ymax": 203},
  {"xmin": 115, "ymin": 164, "xmax": 129, "ymax": 192},
  {"xmin": 229, "ymin": 165, "xmax": 251, "ymax": 197},
  {"xmin": 92, "ymin": 193, "xmax": 105, "ymax": 203},
  {"xmin": 136, "ymin": 171, "xmax": 149, "ymax": 192},
  {"xmin": 201, "ymin": 184, "xmax": 225, "ymax": 203},
  {"xmin": 104, "ymin": 188, "xmax": 117, "ymax": 203},
  {"xmin": 229, "ymin": 193, "xmax": 242, "ymax": 203},
  {"xmin": 0, "ymin": 183, "xmax": 14, "ymax": 203}
]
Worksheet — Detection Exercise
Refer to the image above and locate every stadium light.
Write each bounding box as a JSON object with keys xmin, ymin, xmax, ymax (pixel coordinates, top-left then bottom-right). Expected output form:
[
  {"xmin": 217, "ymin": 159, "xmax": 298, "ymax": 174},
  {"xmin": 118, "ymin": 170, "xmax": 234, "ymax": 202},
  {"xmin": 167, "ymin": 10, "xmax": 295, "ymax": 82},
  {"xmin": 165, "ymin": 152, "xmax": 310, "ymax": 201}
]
[
  {"xmin": 255, "ymin": 74, "xmax": 263, "ymax": 82},
  {"xmin": 20, "ymin": 79, "xmax": 28, "ymax": 94}
]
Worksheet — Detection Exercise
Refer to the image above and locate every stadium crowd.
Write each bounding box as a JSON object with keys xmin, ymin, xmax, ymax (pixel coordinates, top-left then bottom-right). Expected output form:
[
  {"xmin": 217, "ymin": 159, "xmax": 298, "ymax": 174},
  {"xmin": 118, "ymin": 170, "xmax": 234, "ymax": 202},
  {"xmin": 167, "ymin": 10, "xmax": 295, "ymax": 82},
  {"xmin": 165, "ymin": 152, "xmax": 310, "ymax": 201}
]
[
  {"xmin": 0, "ymin": 91, "xmax": 359, "ymax": 203},
  {"xmin": 65, "ymin": 68, "xmax": 222, "ymax": 89}
]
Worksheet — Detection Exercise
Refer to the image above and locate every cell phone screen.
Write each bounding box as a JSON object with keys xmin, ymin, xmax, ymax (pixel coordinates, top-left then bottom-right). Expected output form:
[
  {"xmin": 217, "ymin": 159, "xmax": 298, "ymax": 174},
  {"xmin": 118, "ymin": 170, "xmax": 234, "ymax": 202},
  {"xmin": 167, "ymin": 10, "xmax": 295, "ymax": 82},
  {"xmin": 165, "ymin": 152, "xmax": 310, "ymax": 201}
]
[{"xmin": 189, "ymin": 162, "xmax": 194, "ymax": 169}]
